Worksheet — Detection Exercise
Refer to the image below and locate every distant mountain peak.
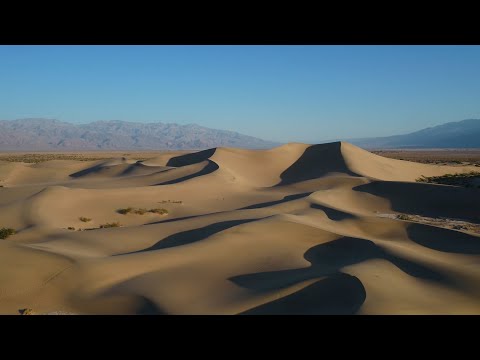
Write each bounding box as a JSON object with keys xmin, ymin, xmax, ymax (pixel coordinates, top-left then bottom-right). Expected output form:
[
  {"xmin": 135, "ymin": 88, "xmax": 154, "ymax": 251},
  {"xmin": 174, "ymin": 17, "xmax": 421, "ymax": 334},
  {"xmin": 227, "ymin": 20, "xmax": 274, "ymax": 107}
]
[{"xmin": 349, "ymin": 119, "xmax": 480, "ymax": 149}]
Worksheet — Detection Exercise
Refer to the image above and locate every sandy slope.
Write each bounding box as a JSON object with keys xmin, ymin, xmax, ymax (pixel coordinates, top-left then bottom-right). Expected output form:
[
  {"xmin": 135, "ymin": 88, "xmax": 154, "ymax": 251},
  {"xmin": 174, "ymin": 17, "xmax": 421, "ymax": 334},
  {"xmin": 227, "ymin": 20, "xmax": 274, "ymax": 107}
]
[{"xmin": 0, "ymin": 141, "xmax": 479, "ymax": 315}]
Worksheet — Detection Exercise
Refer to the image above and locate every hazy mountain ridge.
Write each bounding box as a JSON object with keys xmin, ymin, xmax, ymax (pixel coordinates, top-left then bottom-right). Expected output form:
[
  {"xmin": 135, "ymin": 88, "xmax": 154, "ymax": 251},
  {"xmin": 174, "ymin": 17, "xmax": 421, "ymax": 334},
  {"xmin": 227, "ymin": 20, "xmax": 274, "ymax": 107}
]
[
  {"xmin": 348, "ymin": 119, "xmax": 480, "ymax": 149},
  {"xmin": 0, "ymin": 119, "xmax": 279, "ymax": 150}
]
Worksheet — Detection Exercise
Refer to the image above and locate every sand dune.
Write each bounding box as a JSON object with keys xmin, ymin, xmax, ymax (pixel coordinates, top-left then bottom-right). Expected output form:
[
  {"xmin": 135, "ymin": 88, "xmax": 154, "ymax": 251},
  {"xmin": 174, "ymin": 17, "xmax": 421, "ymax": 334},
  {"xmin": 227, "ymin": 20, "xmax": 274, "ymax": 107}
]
[{"xmin": 0, "ymin": 141, "xmax": 479, "ymax": 314}]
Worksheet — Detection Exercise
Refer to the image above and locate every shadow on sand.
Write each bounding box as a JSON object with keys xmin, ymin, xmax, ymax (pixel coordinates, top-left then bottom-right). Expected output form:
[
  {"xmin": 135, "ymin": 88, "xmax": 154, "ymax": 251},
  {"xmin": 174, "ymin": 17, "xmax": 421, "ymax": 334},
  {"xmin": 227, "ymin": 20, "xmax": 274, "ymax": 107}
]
[
  {"xmin": 69, "ymin": 162, "xmax": 112, "ymax": 178},
  {"xmin": 166, "ymin": 148, "xmax": 216, "ymax": 167},
  {"xmin": 155, "ymin": 160, "xmax": 219, "ymax": 185},
  {"xmin": 122, "ymin": 218, "xmax": 261, "ymax": 255},
  {"xmin": 406, "ymin": 223, "xmax": 480, "ymax": 254},
  {"xmin": 275, "ymin": 143, "xmax": 358, "ymax": 187},
  {"xmin": 135, "ymin": 296, "xmax": 167, "ymax": 315},
  {"xmin": 240, "ymin": 273, "xmax": 365, "ymax": 315},
  {"xmin": 238, "ymin": 192, "xmax": 313, "ymax": 210},
  {"xmin": 233, "ymin": 236, "xmax": 455, "ymax": 314},
  {"xmin": 354, "ymin": 181, "xmax": 480, "ymax": 222},
  {"xmin": 310, "ymin": 203, "xmax": 356, "ymax": 221}
]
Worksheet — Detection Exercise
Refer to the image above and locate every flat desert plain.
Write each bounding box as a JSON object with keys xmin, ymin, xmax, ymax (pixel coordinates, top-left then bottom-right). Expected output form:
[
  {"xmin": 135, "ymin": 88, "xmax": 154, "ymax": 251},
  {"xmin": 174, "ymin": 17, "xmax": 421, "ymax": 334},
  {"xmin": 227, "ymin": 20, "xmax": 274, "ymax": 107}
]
[{"xmin": 0, "ymin": 142, "xmax": 480, "ymax": 315}]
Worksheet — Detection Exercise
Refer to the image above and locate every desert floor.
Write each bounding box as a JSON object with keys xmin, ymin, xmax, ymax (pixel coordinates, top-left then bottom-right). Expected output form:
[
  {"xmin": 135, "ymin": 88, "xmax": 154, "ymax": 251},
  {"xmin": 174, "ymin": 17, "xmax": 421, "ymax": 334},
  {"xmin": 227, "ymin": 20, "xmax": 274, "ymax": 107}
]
[
  {"xmin": 0, "ymin": 142, "xmax": 479, "ymax": 315},
  {"xmin": 372, "ymin": 149, "xmax": 480, "ymax": 166}
]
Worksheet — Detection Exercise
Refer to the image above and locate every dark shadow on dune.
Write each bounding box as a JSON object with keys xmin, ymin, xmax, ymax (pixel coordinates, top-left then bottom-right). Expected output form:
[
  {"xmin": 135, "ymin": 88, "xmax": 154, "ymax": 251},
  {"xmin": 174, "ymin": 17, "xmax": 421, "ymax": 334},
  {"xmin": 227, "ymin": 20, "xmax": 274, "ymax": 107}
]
[
  {"xmin": 232, "ymin": 237, "xmax": 449, "ymax": 292},
  {"xmin": 354, "ymin": 181, "xmax": 480, "ymax": 223},
  {"xmin": 406, "ymin": 223, "xmax": 480, "ymax": 254},
  {"xmin": 310, "ymin": 203, "xmax": 356, "ymax": 221},
  {"xmin": 86, "ymin": 289, "xmax": 167, "ymax": 314},
  {"xmin": 155, "ymin": 160, "xmax": 219, "ymax": 185},
  {"xmin": 146, "ymin": 212, "xmax": 221, "ymax": 225},
  {"xmin": 145, "ymin": 207, "xmax": 246, "ymax": 226},
  {"xmin": 70, "ymin": 161, "xmax": 163, "ymax": 178},
  {"xmin": 119, "ymin": 163, "xmax": 144, "ymax": 176},
  {"xmin": 123, "ymin": 218, "xmax": 260, "ymax": 255},
  {"xmin": 275, "ymin": 142, "xmax": 358, "ymax": 187},
  {"xmin": 119, "ymin": 163, "xmax": 167, "ymax": 176},
  {"xmin": 69, "ymin": 162, "xmax": 110, "ymax": 178},
  {"xmin": 135, "ymin": 296, "xmax": 167, "ymax": 315},
  {"xmin": 240, "ymin": 274, "xmax": 366, "ymax": 315},
  {"xmin": 232, "ymin": 236, "xmax": 455, "ymax": 314},
  {"xmin": 238, "ymin": 192, "xmax": 313, "ymax": 210},
  {"xmin": 166, "ymin": 148, "xmax": 216, "ymax": 167}
]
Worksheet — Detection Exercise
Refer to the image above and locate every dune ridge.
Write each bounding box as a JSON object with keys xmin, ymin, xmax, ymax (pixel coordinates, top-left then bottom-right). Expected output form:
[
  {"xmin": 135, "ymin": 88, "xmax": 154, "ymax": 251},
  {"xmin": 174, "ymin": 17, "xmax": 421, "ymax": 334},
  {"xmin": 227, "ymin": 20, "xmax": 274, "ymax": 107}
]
[{"xmin": 0, "ymin": 141, "xmax": 479, "ymax": 314}]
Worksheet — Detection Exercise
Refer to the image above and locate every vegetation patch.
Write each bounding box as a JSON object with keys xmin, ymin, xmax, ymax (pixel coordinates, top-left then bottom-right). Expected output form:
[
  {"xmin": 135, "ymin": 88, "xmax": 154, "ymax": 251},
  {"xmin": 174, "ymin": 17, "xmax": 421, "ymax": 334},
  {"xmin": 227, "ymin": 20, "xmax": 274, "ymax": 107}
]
[
  {"xmin": 118, "ymin": 207, "xmax": 169, "ymax": 215},
  {"xmin": 117, "ymin": 207, "xmax": 134, "ymax": 215},
  {"xmin": 0, "ymin": 153, "xmax": 156, "ymax": 164},
  {"xmin": 148, "ymin": 208, "xmax": 169, "ymax": 215},
  {"xmin": 100, "ymin": 222, "xmax": 121, "ymax": 228},
  {"xmin": 416, "ymin": 171, "xmax": 480, "ymax": 187},
  {"xmin": 67, "ymin": 227, "xmax": 76, "ymax": 231},
  {"xmin": 0, "ymin": 154, "xmax": 112, "ymax": 163},
  {"xmin": 372, "ymin": 150, "xmax": 480, "ymax": 166},
  {"xmin": 19, "ymin": 308, "xmax": 34, "ymax": 315},
  {"xmin": 391, "ymin": 213, "xmax": 480, "ymax": 234},
  {"xmin": 158, "ymin": 200, "xmax": 182, "ymax": 204},
  {"xmin": 396, "ymin": 214, "xmax": 412, "ymax": 221},
  {"xmin": 79, "ymin": 217, "xmax": 92, "ymax": 222},
  {"xmin": 0, "ymin": 227, "xmax": 16, "ymax": 239}
]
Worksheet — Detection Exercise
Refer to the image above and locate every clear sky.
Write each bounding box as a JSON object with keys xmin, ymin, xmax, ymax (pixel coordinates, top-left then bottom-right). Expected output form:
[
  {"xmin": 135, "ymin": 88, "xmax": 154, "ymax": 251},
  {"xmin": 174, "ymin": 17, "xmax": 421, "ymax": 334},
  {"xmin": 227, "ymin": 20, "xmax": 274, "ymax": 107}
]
[{"xmin": 1, "ymin": 45, "xmax": 479, "ymax": 143}]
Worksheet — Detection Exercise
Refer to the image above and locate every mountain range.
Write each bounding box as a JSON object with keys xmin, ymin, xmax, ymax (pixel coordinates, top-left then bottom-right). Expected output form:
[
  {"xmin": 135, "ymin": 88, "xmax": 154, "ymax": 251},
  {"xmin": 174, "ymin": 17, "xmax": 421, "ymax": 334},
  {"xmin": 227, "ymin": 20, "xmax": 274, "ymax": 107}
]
[
  {"xmin": 0, "ymin": 119, "xmax": 279, "ymax": 151},
  {"xmin": 1, "ymin": 118, "xmax": 480, "ymax": 151},
  {"xmin": 347, "ymin": 119, "xmax": 480, "ymax": 149}
]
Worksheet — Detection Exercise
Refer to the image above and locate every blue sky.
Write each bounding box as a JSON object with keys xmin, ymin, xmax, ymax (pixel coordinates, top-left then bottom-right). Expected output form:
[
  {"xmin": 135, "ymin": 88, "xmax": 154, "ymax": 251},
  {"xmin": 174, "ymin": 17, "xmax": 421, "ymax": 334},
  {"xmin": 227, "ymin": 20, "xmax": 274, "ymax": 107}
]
[{"xmin": 1, "ymin": 45, "xmax": 479, "ymax": 143}]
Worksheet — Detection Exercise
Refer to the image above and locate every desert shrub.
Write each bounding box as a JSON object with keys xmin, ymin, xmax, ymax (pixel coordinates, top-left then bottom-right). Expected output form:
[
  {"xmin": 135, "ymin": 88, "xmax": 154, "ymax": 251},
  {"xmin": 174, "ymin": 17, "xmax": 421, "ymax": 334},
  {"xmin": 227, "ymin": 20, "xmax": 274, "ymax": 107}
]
[
  {"xmin": 133, "ymin": 208, "xmax": 148, "ymax": 215},
  {"xmin": 396, "ymin": 214, "xmax": 412, "ymax": 221},
  {"xmin": 117, "ymin": 207, "xmax": 133, "ymax": 215},
  {"xmin": 0, "ymin": 227, "xmax": 16, "ymax": 239},
  {"xmin": 67, "ymin": 227, "xmax": 75, "ymax": 230},
  {"xmin": 415, "ymin": 175, "xmax": 428, "ymax": 183},
  {"xmin": 416, "ymin": 172, "xmax": 480, "ymax": 187},
  {"xmin": 149, "ymin": 208, "xmax": 169, "ymax": 215},
  {"xmin": 0, "ymin": 154, "xmax": 113, "ymax": 163},
  {"xmin": 20, "ymin": 308, "xmax": 34, "ymax": 315},
  {"xmin": 100, "ymin": 222, "xmax": 121, "ymax": 228},
  {"xmin": 118, "ymin": 207, "xmax": 168, "ymax": 215},
  {"xmin": 79, "ymin": 217, "xmax": 92, "ymax": 222}
]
